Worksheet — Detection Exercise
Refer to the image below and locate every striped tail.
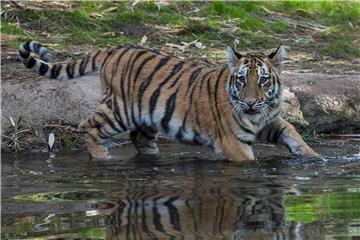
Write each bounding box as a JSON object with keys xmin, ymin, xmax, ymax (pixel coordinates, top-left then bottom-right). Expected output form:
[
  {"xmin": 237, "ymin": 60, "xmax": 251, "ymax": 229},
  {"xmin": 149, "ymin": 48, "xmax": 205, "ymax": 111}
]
[{"xmin": 18, "ymin": 40, "xmax": 111, "ymax": 81}]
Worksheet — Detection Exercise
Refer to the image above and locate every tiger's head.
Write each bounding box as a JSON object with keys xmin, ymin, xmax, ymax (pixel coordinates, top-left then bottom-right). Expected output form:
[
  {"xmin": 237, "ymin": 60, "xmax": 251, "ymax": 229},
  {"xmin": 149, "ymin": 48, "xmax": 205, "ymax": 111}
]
[{"xmin": 226, "ymin": 45, "xmax": 285, "ymax": 121}]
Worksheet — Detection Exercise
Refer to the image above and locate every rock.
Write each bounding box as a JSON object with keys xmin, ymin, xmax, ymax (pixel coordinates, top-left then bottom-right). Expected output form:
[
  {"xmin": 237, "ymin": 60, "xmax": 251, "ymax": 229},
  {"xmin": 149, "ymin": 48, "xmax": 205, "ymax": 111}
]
[
  {"xmin": 1, "ymin": 71, "xmax": 359, "ymax": 138},
  {"xmin": 282, "ymin": 72, "xmax": 360, "ymax": 133}
]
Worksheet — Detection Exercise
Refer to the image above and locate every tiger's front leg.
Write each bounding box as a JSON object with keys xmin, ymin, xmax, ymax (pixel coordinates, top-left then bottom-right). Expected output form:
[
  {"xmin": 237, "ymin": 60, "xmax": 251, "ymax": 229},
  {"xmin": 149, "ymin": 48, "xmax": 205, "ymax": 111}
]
[
  {"xmin": 129, "ymin": 125, "xmax": 160, "ymax": 155},
  {"xmin": 78, "ymin": 102, "xmax": 127, "ymax": 160},
  {"xmin": 215, "ymin": 137, "xmax": 255, "ymax": 162},
  {"xmin": 258, "ymin": 117, "xmax": 319, "ymax": 157}
]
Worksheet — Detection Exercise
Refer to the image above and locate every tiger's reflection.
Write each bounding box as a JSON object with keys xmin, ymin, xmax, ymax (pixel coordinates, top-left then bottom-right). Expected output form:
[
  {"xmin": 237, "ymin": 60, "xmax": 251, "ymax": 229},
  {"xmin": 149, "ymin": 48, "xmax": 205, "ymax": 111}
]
[{"xmin": 98, "ymin": 182, "xmax": 289, "ymax": 240}]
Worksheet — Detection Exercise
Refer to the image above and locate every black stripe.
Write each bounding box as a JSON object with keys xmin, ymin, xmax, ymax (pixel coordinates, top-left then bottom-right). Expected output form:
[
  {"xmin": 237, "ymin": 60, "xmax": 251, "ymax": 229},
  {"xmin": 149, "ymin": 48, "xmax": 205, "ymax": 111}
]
[
  {"xmin": 272, "ymin": 128, "xmax": 280, "ymax": 143},
  {"xmin": 194, "ymin": 70, "xmax": 216, "ymax": 129},
  {"xmin": 274, "ymin": 126, "xmax": 287, "ymax": 143},
  {"xmin": 233, "ymin": 114, "xmax": 256, "ymax": 135},
  {"xmin": 164, "ymin": 196, "xmax": 181, "ymax": 231},
  {"xmin": 118, "ymin": 48, "xmax": 135, "ymax": 125},
  {"xmin": 90, "ymin": 118, "xmax": 108, "ymax": 139},
  {"xmin": 126, "ymin": 50, "xmax": 148, "ymax": 126},
  {"xmin": 66, "ymin": 62, "xmax": 75, "ymax": 79},
  {"xmin": 153, "ymin": 198, "xmax": 165, "ymax": 232},
  {"xmin": 107, "ymin": 48, "xmax": 133, "ymax": 128},
  {"xmin": 168, "ymin": 69, "xmax": 186, "ymax": 89},
  {"xmin": 132, "ymin": 55, "xmax": 158, "ymax": 86},
  {"xmin": 50, "ymin": 64, "xmax": 62, "ymax": 79},
  {"xmin": 126, "ymin": 195, "xmax": 132, "ymax": 239},
  {"xmin": 95, "ymin": 111, "xmax": 123, "ymax": 134},
  {"xmin": 161, "ymin": 90, "xmax": 178, "ymax": 132},
  {"xmin": 19, "ymin": 49, "xmax": 29, "ymax": 59},
  {"xmin": 79, "ymin": 54, "xmax": 90, "ymax": 76},
  {"xmin": 23, "ymin": 41, "xmax": 31, "ymax": 51},
  {"xmin": 130, "ymin": 54, "xmax": 158, "ymax": 125},
  {"xmin": 187, "ymin": 67, "xmax": 202, "ymax": 90},
  {"xmin": 39, "ymin": 62, "xmax": 48, "ymax": 76},
  {"xmin": 119, "ymin": 48, "xmax": 139, "ymax": 125},
  {"xmin": 31, "ymin": 41, "xmax": 41, "ymax": 53},
  {"xmin": 100, "ymin": 48, "xmax": 117, "ymax": 75},
  {"xmin": 149, "ymin": 61, "xmax": 184, "ymax": 121},
  {"xmin": 200, "ymin": 69, "xmax": 216, "ymax": 92},
  {"xmin": 269, "ymin": 110, "xmax": 280, "ymax": 122},
  {"xmin": 149, "ymin": 88, "xmax": 160, "ymax": 121},
  {"xmin": 213, "ymin": 67, "xmax": 227, "ymax": 134},
  {"xmin": 168, "ymin": 63, "xmax": 197, "ymax": 89},
  {"xmin": 141, "ymin": 197, "xmax": 158, "ymax": 240},
  {"xmin": 25, "ymin": 57, "xmax": 36, "ymax": 68},
  {"xmin": 138, "ymin": 56, "xmax": 171, "ymax": 119},
  {"xmin": 238, "ymin": 138, "xmax": 253, "ymax": 145},
  {"xmin": 206, "ymin": 71, "xmax": 221, "ymax": 139},
  {"xmin": 91, "ymin": 50, "xmax": 101, "ymax": 71},
  {"xmin": 180, "ymin": 68, "xmax": 203, "ymax": 133},
  {"xmin": 127, "ymin": 50, "xmax": 148, "ymax": 96},
  {"xmin": 267, "ymin": 128, "xmax": 273, "ymax": 142},
  {"xmin": 86, "ymin": 132, "xmax": 99, "ymax": 142},
  {"xmin": 113, "ymin": 96, "xmax": 127, "ymax": 131}
]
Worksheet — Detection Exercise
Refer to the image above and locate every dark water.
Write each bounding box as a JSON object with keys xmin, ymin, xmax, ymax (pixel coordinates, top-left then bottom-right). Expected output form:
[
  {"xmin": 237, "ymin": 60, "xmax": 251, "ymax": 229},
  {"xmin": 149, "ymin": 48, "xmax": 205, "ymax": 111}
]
[{"xmin": 2, "ymin": 141, "xmax": 360, "ymax": 240}]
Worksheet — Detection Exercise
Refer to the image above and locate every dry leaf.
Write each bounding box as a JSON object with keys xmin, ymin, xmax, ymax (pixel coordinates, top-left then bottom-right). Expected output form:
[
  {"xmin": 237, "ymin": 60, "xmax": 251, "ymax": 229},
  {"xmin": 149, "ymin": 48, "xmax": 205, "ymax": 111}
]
[
  {"xmin": 9, "ymin": 116, "xmax": 15, "ymax": 127},
  {"xmin": 139, "ymin": 35, "xmax": 148, "ymax": 46}
]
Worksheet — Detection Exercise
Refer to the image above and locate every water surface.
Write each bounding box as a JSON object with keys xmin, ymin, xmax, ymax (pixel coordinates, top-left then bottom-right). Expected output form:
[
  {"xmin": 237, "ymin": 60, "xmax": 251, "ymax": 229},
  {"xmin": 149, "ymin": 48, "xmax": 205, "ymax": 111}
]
[{"xmin": 2, "ymin": 141, "xmax": 360, "ymax": 239}]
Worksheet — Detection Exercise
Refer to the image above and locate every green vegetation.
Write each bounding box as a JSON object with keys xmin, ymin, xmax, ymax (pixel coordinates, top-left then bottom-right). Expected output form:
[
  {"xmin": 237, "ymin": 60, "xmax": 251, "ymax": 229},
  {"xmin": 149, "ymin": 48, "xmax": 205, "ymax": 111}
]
[
  {"xmin": 285, "ymin": 192, "xmax": 360, "ymax": 223},
  {"xmin": 1, "ymin": 1, "xmax": 359, "ymax": 62},
  {"xmin": 271, "ymin": 21, "xmax": 289, "ymax": 33}
]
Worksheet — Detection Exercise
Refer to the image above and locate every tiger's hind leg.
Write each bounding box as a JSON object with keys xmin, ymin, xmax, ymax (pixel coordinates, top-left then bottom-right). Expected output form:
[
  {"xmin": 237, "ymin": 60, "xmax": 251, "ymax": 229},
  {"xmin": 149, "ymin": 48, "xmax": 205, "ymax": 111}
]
[
  {"xmin": 78, "ymin": 102, "xmax": 126, "ymax": 160},
  {"xmin": 129, "ymin": 125, "xmax": 159, "ymax": 155}
]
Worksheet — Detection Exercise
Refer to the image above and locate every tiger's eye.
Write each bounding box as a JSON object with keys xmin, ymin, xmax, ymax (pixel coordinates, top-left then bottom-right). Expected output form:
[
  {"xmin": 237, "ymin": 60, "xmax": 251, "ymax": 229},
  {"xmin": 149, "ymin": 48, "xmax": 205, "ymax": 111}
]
[
  {"xmin": 237, "ymin": 76, "xmax": 246, "ymax": 84},
  {"xmin": 260, "ymin": 76, "xmax": 268, "ymax": 84}
]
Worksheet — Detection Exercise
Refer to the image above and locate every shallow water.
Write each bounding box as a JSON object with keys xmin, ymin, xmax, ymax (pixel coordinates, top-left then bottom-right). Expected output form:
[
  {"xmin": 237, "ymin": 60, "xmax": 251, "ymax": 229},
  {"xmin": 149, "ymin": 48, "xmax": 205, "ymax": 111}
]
[{"xmin": 2, "ymin": 141, "xmax": 360, "ymax": 240}]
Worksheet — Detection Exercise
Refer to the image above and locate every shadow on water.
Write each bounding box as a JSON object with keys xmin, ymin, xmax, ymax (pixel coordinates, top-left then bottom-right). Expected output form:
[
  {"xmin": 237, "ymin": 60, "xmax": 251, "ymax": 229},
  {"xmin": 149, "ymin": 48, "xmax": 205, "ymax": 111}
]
[{"xmin": 1, "ymin": 141, "xmax": 360, "ymax": 239}]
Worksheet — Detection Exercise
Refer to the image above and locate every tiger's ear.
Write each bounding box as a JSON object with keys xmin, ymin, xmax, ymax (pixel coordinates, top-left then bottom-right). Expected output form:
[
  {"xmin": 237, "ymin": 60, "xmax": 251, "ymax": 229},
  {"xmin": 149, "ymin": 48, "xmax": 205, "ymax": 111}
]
[
  {"xmin": 226, "ymin": 47, "xmax": 242, "ymax": 70},
  {"xmin": 267, "ymin": 44, "xmax": 286, "ymax": 72}
]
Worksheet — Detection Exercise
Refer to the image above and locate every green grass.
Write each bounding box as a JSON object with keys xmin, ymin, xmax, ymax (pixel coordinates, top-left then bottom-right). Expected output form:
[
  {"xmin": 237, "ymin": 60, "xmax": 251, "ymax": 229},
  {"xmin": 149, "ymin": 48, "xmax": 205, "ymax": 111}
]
[
  {"xmin": 1, "ymin": 1, "xmax": 359, "ymax": 59},
  {"xmin": 1, "ymin": 19, "xmax": 25, "ymax": 35},
  {"xmin": 115, "ymin": 1, "xmax": 188, "ymax": 25},
  {"xmin": 321, "ymin": 40, "xmax": 360, "ymax": 59},
  {"xmin": 200, "ymin": 2, "xmax": 265, "ymax": 31},
  {"xmin": 271, "ymin": 20, "xmax": 289, "ymax": 33},
  {"xmin": 276, "ymin": 1, "xmax": 360, "ymax": 25},
  {"xmin": 316, "ymin": 26, "xmax": 360, "ymax": 59}
]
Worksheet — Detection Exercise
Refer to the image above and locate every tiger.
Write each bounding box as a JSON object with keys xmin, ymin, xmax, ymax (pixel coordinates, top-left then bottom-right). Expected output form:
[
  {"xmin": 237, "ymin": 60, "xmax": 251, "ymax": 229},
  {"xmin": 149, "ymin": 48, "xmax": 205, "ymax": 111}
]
[{"xmin": 18, "ymin": 40, "xmax": 319, "ymax": 161}]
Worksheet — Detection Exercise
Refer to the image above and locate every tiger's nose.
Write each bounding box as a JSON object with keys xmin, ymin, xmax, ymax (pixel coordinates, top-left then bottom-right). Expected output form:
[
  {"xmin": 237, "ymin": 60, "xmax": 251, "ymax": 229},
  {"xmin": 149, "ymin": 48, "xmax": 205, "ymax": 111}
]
[{"xmin": 245, "ymin": 98, "xmax": 257, "ymax": 107}]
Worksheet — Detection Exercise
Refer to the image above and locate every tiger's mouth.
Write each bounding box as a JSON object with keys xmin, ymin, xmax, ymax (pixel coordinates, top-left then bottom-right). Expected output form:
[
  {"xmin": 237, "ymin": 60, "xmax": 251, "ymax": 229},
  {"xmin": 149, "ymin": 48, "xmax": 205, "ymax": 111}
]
[{"xmin": 244, "ymin": 108, "xmax": 258, "ymax": 115}]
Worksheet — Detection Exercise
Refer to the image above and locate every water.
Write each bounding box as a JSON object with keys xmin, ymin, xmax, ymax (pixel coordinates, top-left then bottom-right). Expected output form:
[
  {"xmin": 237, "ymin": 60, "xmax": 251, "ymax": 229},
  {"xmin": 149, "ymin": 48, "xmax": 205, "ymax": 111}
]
[{"xmin": 2, "ymin": 141, "xmax": 360, "ymax": 239}]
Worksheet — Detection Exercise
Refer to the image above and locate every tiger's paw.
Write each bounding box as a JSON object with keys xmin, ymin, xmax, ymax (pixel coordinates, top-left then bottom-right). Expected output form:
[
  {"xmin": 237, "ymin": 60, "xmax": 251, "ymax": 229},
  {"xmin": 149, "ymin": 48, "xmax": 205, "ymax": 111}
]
[
  {"xmin": 86, "ymin": 142, "xmax": 111, "ymax": 160},
  {"xmin": 88, "ymin": 148, "xmax": 111, "ymax": 160},
  {"xmin": 297, "ymin": 146, "xmax": 320, "ymax": 158},
  {"xmin": 304, "ymin": 150, "xmax": 320, "ymax": 158}
]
